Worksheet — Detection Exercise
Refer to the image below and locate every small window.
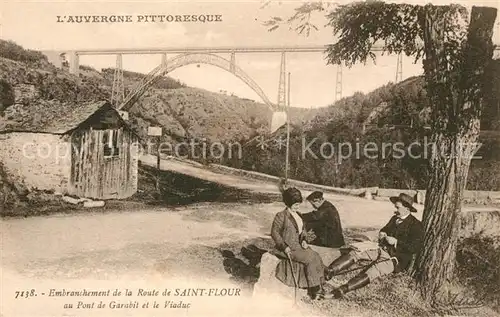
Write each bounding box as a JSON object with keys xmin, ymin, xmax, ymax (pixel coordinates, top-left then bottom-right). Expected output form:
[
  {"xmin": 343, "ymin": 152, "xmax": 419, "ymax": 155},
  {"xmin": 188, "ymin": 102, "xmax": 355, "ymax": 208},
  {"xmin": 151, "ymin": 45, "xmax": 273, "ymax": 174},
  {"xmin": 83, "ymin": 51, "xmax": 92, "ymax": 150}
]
[{"xmin": 103, "ymin": 130, "xmax": 120, "ymax": 157}]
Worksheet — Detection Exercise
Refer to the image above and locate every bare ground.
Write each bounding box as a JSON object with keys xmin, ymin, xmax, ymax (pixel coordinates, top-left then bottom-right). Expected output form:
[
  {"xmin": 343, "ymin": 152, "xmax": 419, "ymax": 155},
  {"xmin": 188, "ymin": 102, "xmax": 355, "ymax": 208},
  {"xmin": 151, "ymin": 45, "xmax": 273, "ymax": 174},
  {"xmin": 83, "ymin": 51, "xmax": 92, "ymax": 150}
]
[
  {"xmin": 2, "ymin": 197, "xmax": 499, "ymax": 317},
  {"xmin": 2, "ymin": 160, "xmax": 499, "ymax": 316}
]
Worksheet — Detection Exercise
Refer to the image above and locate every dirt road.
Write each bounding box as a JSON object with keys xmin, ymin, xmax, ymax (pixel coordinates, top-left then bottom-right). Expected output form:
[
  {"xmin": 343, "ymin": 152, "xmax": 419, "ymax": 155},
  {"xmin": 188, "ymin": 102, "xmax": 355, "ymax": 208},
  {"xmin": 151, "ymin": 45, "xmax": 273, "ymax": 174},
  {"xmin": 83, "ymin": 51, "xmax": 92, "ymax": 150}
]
[
  {"xmin": 2, "ymin": 201, "xmax": 340, "ymax": 316},
  {"xmin": 3, "ymin": 196, "xmax": 499, "ymax": 317},
  {"xmin": 0, "ymin": 155, "xmax": 419, "ymax": 317},
  {"xmin": 140, "ymin": 154, "xmax": 281, "ymax": 194},
  {"xmin": 4, "ymin": 193, "xmax": 497, "ymax": 282},
  {"xmin": 0, "ymin": 198, "xmax": 395, "ymax": 280},
  {"xmin": 2, "ymin": 205, "xmax": 259, "ymax": 279}
]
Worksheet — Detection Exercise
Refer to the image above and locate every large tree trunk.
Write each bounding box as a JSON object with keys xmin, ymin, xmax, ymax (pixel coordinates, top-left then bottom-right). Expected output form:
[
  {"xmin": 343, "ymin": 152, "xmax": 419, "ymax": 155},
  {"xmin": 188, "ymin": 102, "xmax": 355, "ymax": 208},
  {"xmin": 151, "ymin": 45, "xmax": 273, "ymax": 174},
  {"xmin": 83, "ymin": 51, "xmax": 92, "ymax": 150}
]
[
  {"xmin": 414, "ymin": 132, "xmax": 479, "ymax": 302},
  {"xmin": 412, "ymin": 6, "xmax": 497, "ymax": 304}
]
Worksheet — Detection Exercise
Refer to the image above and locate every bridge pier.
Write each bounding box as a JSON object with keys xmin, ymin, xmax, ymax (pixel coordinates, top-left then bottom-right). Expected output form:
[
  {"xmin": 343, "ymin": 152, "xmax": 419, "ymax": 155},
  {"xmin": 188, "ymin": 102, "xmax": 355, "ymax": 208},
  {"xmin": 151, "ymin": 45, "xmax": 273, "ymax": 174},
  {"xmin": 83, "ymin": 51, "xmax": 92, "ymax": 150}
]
[
  {"xmin": 230, "ymin": 51, "xmax": 235, "ymax": 73},
  {"xmin": 161, "ymin": 53, "xmax": 167, "ymax": 67},
  {"xmin": 335, "ymin": 64, "xmax": 342, "ymax": 102},
  {"xmin": 270, "ymin": 52, "xmax": 288, "ymax": 134},
  {"xmin": 111, "ymin": 54, "xmax": 125, "ymax": 106},
  {"xmin": 69, "ymin": 51, "xmax": 80, "ymax": 75},
  {"xmin": 277, "ymin": 52, "xmax": 286, "ymax": 111},
  {"xmin": 270, "ymin": 111, "xmax": 287, "ymax": 134}
]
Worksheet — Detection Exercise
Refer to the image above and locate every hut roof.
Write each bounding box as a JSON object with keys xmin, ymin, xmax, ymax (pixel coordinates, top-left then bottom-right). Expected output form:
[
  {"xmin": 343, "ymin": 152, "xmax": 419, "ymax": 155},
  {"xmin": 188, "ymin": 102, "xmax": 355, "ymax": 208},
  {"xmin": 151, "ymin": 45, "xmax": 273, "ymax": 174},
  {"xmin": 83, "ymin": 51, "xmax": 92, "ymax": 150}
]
[{"xmin": 0, "ymin": 100, "xmax": 124, "ymax": 134}]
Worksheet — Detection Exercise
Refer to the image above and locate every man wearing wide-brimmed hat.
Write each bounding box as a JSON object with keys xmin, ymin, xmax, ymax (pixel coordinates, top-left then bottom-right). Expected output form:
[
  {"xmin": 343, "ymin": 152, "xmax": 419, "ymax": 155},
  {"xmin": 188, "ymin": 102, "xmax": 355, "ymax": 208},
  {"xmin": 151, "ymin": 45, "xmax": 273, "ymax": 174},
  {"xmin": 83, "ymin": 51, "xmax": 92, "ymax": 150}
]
[{"xmin": 323, "ymin": 193, "xmax": 424, "ymax": 299}]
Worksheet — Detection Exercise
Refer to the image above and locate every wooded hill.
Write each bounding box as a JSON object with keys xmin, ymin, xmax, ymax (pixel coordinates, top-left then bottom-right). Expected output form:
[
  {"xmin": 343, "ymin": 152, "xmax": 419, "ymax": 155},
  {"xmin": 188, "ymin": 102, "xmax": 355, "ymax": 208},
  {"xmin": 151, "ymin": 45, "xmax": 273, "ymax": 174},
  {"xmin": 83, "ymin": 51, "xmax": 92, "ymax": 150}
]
[{"xmin": 223, "ymin": 62, "xmax": 500, "ymax": 191}]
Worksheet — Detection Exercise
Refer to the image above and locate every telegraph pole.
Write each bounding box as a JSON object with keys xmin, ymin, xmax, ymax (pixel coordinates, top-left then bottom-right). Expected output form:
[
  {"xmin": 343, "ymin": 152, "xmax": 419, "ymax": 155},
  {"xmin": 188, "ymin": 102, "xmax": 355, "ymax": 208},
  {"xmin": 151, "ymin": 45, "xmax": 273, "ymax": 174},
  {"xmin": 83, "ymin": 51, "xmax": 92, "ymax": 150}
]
[
  {"xmin": 285, "ymin": 72, "xmax": 291, "ymax": 185},
  {"xmin": 148, "ymin": 126, "xmax": 163, "ymax": 195}
]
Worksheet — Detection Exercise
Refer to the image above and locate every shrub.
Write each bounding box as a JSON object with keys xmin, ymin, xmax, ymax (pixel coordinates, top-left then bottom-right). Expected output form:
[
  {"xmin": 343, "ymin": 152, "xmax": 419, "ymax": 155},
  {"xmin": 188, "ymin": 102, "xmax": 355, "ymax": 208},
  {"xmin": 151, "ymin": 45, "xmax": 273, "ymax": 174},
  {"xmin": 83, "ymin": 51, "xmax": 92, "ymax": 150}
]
[
  {"xmin": 0, "ymin": 79, "xmax": 15, "ymax": 111},
  {"xmin": 456, "ymin": 235, "xmax": 500, "ymax": 311},
  {"xmin": 79, "ymin": 65, "xmax": 96, "ymax": 71},
  {"xmin": 0, "ymin": 40, "xmax": 48, "ymax": 64}
]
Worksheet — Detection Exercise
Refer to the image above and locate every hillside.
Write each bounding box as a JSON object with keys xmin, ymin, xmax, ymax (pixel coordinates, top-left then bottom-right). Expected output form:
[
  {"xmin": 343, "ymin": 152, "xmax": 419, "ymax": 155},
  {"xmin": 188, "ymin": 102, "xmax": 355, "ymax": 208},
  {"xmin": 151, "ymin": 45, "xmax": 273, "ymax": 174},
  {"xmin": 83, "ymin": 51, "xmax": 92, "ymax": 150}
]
[
  {"xmin": 224, "ymin": 61, "xmax": 500, "ymax": 191},
  {"xmin": 2, "ymin": 39, "xmax": 499, "ymax": 192},
  {"xmin": 75, "ymin": 62, "xmax": 319, "ymax": 143},
  {"xmin": 303, "ymin": 57, "xmax": 500, "ymax": 133},
  {"xmin": 0, "ymin": 40, "xmax": 317, "ymax": 144}
]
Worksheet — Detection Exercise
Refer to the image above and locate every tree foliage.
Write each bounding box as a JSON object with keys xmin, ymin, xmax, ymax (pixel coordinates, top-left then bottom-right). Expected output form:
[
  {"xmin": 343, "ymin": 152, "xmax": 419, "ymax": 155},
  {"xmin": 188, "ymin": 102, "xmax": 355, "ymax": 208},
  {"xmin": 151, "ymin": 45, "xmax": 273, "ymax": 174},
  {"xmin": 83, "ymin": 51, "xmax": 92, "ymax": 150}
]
[
  {"xmin": 262, "ymin": 1, "xmax": 335, "ymax": 36},
  {"xmin": 218, "ymin": 72, "xmax": 500, "ymax": 191},
  {"xmin": 325, "ymin": 2, "xmax": 427, "ymax": 66},
  {"xmin": 263, "ymin": 0, "xmax": 498, "ymax": 305}
]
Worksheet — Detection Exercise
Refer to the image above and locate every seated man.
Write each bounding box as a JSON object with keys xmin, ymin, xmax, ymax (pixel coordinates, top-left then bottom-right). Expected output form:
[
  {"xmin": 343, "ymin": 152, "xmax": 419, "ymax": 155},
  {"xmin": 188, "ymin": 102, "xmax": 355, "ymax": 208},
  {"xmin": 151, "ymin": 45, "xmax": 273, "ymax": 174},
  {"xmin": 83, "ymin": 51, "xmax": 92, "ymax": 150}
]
[
  {"xmin": 324, "ymin": 193, "xmax": 423, "ymax": 298},
  {"xmin": 301, "ymin": 191, "xmax": 345, "ymax": 248}
]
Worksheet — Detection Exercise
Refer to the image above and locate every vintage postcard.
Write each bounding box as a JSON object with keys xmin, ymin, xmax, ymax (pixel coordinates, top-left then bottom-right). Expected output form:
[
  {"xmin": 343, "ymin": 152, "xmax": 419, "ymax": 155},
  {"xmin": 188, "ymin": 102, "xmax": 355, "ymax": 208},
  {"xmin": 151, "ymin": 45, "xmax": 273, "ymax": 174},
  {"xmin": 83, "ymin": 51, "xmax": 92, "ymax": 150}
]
[{"xmin": 1, "ymin": 0, "xmax": 500, "ymax": 316}]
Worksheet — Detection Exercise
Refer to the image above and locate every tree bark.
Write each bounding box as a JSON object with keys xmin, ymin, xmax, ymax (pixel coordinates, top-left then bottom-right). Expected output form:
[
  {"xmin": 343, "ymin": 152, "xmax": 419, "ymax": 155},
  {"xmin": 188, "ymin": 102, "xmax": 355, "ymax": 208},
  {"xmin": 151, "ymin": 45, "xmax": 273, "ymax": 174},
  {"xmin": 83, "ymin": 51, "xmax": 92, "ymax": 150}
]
[
  {"xmin": 413, "ymin": 132, "xmax": 478, "ymax": 302},
  {"xmin": 412, "ymin": 6, "xmax": 497, "ymax": 304}
]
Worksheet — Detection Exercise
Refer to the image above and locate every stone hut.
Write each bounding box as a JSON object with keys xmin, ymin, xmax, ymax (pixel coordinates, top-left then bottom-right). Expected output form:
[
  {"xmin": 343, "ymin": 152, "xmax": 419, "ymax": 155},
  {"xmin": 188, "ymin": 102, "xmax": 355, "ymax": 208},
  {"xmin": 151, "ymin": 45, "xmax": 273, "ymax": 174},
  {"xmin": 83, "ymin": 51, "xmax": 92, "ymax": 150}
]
[{"xmin": 0, "ymin": 101, "xmax": 139, "ymax": 199}]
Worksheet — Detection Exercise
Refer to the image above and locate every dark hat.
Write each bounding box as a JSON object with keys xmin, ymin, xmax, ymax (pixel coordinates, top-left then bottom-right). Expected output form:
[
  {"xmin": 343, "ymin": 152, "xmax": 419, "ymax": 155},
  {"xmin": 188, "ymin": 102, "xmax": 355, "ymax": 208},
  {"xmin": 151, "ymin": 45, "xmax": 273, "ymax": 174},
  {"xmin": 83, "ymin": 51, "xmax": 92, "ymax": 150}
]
[
  {"xmin": 306, "ymin": 191, "xmax": 324, "ymax": 201},
  {"xmin": 282, "ymin": 187, "xmax": 303, "ymax": 207},
  {"xmin": 390, "ymin": 193, "xmax": 417, "ymax": 213}
]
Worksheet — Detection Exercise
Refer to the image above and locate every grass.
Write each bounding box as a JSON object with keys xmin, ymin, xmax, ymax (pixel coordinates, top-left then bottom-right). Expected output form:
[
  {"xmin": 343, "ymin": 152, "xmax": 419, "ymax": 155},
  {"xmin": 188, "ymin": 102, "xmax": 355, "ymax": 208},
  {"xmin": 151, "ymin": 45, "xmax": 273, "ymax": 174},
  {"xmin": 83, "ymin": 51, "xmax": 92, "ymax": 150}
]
[
  {"xmin": 216, "ymin": 235, "xmax": 430, "ymax": 317},
  {"xmin": 1, "ymin": 162, "xmax": 280, "ymax": 218},
  {"xmin": 456, "ymin": 234, "xmax": 500, "ymax": 312},
  {"xmin": 134, "ymin": 163, "xmax": 280, "ymax": 206},
  {"xmin": 0, "ymin": 189, "xmax": 79, "ymax": 218},
  {"xmin": 312, "ymin": 274, "xmax": 432, "ymax": 317},
  {"xmin": 217, "ymin": 233, "xmax": 500, "ymax": 317},
  {"xmin": 2, "ymin": 159, "xmax": 499, "ymax": 316}
]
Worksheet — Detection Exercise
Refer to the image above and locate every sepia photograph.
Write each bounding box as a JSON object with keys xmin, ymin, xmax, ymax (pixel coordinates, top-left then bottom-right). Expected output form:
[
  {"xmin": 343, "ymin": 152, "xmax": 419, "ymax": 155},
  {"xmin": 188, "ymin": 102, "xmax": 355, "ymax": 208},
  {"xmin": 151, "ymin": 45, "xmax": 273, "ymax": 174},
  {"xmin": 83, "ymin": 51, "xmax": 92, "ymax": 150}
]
[{"xmin": 1, "ymin": 0, "xmax": 500, "ymax": 316}]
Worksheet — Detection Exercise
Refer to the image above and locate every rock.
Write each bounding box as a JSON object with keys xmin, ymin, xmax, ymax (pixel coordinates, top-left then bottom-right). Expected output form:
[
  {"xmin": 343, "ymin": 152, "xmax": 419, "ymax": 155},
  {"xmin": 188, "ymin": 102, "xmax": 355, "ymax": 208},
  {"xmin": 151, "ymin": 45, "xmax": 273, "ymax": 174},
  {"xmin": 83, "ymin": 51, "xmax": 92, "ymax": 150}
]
[
  {"xmin": 364, "ymin": 190, "xmax": 373, "ymax": 200},
  {"xmin": 118, "ymin": 110, "xmax": 129, "ymax": 120},
  {"xmin": 0, "ymin": 162, "xmax": 25, "ymax": 211},
  {"xmin": 252, "ymin": 246, "xmax": 342, "ymax": 300},
  {"xmin": 12, "ymin": 181, "xmax": 29, "ymax": 196},
  {"xmin": 62, "ymin": 196, "xmax": 82, "ymax": 205},
  {"xmin": 461, "ymin": 209, "xmax": 500, "ymax": 240},
  {"xmin": 83, "ymin": 200, "xmax": 105, "ymax": 208},
  {"xmin": 13, "ymin": 83, "xmax": 39, "ymax": 104},
  {"xmin": 252, "ymin": 252, "xmax": 307, "ymax": 300},
  {"xmin": 414, "ymin": 191, "xmax": 424, "ymax": 205}
]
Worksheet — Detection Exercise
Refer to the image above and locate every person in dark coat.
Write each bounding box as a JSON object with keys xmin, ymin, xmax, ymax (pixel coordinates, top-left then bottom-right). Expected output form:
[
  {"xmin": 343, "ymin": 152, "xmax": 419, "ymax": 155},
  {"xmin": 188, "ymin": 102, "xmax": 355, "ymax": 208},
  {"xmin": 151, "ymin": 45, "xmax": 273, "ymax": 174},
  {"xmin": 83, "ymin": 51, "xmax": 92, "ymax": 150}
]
[
  {"xmin": 323, "ymin": 193, "xmax": 424, "ymax": 298},
  {"xmin": 271, "ymin": 187, "xmax": 327, "ymax": 300},
  {"xmin": 377, "ymin": 195, "xmax": 423, "ymax": 273},
  {"xmin": 301, "ymin": 191, "xmax": 345, "ymax": 248}
]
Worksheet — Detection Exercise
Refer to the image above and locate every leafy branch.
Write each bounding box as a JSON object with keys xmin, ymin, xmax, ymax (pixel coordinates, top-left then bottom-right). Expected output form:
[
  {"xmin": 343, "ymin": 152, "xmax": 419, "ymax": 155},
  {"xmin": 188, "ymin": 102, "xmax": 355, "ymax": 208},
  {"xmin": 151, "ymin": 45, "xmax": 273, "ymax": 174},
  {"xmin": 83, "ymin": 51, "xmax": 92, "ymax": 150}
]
[{"xmin": 262, "ymin": 1, "xmax": 338, "ymax": 36}]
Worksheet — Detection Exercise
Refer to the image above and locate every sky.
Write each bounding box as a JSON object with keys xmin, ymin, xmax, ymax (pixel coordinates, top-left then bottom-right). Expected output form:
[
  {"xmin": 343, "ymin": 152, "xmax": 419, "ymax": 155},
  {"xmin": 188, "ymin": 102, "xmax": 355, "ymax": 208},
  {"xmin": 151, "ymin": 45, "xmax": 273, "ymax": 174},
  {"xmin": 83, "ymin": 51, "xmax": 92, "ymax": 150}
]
[{"xmin": 1, "ymin": 0, "xmax": 499, "ymax": 109}]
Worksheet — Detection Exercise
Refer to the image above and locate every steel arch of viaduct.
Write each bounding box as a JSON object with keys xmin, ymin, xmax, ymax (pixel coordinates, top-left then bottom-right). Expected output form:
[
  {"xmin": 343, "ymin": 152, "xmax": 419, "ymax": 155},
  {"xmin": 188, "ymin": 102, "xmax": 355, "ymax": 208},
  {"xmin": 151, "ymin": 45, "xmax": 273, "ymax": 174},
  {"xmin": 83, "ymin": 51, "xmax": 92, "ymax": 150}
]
[{"xmin": 118, "ymin": 53, "xmax": 277, "ymax": 111}]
